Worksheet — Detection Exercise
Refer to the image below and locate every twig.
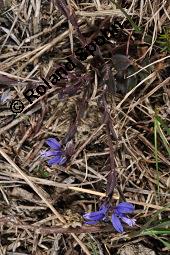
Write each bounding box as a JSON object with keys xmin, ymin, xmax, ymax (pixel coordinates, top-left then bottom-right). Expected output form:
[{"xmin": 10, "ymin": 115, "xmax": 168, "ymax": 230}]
[{"xmin": 0, "ymin": 148, "xmax": 65, "ymax": 223}]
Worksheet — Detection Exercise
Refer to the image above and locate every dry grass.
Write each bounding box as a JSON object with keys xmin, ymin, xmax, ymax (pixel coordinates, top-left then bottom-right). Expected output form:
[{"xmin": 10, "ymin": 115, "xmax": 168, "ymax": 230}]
[{"xmin": 0, "ymin": 0, "xmax": 170, "ymax": 254}]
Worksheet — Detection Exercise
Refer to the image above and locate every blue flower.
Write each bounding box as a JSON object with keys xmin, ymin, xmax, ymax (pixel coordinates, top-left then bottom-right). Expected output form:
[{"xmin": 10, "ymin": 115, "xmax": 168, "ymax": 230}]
[
  {"xmin": 40, "ymin": 138, "xmax": 66, "ymax": 166},
  {"xmin": 111, "ymin": 202, "xmax": 136, "ymax": 233},
  {"xmin": 83, "ymin": 202, "xmax": 136, "ymax": 233},
  {"xmin": 83, "ymin": 203, "xmax": 109, "ymax": 224}
]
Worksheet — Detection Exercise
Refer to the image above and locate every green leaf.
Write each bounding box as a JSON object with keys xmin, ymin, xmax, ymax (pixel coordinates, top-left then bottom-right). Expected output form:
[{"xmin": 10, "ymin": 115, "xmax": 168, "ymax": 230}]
[{"xmin": 159, "ymin": 239, "xmax": 170, "ymax": 249}]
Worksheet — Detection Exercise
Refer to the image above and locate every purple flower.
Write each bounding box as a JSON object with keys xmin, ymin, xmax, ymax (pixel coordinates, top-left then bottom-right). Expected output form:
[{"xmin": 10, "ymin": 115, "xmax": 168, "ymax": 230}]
[
  {"xmin": 40, "ymin": 138, "xmax": 66, "ymax": 166},
  {"xmin": 83, "ymin": 203, "xmax": 109, "ymax": 224},
  {"xmin": 83, "ymin": 202, "xmax": 136, "ymax": 233},
  {"xmin": 111, "ymin": 202, "xmax": 136, "ymax": 233}
]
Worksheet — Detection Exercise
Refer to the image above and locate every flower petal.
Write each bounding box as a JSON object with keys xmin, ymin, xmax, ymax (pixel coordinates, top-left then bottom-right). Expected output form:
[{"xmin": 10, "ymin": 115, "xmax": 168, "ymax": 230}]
[
  {"xmin": 111, "ymin": 213, "xmax": 124, "ymax": 233},
  {"xmin": 83, "ymin": 203, "xmax": 108, "ymax": 222},
  {"xmin": 47, "ymin": 156, "xmax": 62, "ymax": 166},
  {"xmin": 58, "ymin": 156, "xmax": 67, "ymax": 165},
  {"xmin": 83, "ymin": 210, "xmax": 105, "ymax": 221},
  {"xmin": 115, "ymin": 202, "xmax": 135, "ymax": 214},
  {"xmin": 99, "ymin": 204, "xmax": 109, "ymax": 213},
  {"xmin": 40, "ymin": 150, "xmax": 61, "ymax": 158},
  {"xmin": 121, "ymin": 216, "xmax": 136, "ymax": 227},
  {"xmin": 46, "ymin": 138, "xmax": 61, "ymax": 149}
]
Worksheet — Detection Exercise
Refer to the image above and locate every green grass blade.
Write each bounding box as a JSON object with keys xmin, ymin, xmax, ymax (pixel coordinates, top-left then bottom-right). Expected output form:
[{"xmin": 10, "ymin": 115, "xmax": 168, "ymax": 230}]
[
  {"xmin": 157, "ymin": 125, "xmax": 170, "ymax": 156},
  {"xmin": 155, "ymin": 115, "xmax": 170, "ymax": 136}
]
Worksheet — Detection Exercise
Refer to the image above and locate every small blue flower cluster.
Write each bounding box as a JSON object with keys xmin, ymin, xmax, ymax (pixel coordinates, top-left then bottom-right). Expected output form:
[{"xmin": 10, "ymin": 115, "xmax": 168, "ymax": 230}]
[
  {"xmin": 40, "ymin": 138, "xmax": 66, "ymax": 166},
  {"xmin": 40, "ymin": 138, "xmax": 136, "ymax": 233},
  {"xmin": 83, "ymin": 202, "xmax": 136, "ymax": 233}
]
